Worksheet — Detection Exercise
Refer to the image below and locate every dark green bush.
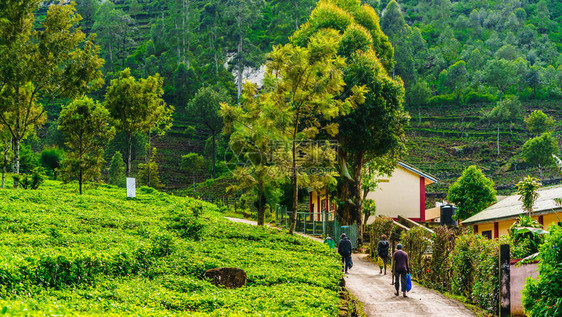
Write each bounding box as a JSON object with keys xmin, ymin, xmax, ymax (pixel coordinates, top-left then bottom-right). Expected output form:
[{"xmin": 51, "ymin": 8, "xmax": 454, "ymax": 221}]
[
  {"xmin": 428, "ymin": 93, "xmax": 457, "ymax": 107},
  {"xmin": 12, "ymin": 168, "xmax": 45, "ymax": 190},
  {"xmin": 450, "ymin": 234, "xmax": 486, "ymax": 300},
  {"xmin": 429, "ymin": 226, "xmax": 455, "ymax": 292},
  {"xmin": 401, "ymin": 226, "xmax": 433, "ymax": 281},
  {"xmin": 522, "ymin": 225, "xmax": 562, "ymax": 316}
]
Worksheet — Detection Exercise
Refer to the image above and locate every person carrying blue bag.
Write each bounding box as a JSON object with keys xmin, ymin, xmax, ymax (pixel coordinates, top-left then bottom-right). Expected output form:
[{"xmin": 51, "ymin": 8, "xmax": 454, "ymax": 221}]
[{"xmin": 391, "ymin": 243, "xmax": 410, "ymax": 297}]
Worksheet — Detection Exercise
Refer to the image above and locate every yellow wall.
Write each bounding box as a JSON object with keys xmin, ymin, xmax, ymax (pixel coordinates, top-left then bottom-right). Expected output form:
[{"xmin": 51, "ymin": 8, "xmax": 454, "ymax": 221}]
[
  {"xmin": 542, "ymin": 213, "xmax": 560, "ymax": 229},
  {"xmin": 477, "ymin": 222, "xmax": 495, "ymax": 237},
  {"xmin": 365, "ymin": 167, "xmax": 421, "ymax": 219},
  {"xmin": 474, "ymin": 212, "xmax": 561, "ymax": 238}
]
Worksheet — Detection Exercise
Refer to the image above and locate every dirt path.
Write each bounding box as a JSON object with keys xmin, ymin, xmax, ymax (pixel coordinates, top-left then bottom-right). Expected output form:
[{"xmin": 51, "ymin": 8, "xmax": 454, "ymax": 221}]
[
  {"xmin": 225, "ymin": 217, "xmax": 474, "ymax": 317},
  {"xmin": 345, "ymin": 253, "xmax": 474, "ymax": 317}
]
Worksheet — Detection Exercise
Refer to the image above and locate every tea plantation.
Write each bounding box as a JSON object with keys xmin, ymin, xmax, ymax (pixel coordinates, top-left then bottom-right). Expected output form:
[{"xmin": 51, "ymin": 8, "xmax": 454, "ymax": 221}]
[{"xmin": 0, "ymin": 181, "xmax": 342, "ymax": 316}]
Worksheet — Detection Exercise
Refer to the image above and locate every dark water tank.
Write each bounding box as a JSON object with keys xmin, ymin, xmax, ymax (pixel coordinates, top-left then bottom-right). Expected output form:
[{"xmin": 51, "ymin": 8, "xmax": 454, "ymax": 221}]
[{"xmin": 440, "ymin": 204, "xmax": 458, "ymax": 227}]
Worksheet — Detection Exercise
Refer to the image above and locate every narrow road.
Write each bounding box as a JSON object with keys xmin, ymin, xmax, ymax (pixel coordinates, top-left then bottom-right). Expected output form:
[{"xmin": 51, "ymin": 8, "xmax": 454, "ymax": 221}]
[
  {"xmin": 225, "ymin": 218, "xmax": 474, "ymax": 317},
  {"xmin": 345, "ymin": 254, "xmax": 475, "ymax": 317}
]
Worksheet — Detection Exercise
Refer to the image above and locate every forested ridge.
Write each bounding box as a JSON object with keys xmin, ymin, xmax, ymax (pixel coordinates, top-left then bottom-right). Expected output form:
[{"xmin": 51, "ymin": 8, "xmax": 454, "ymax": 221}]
[{"xmin": 13, "ymin": 0, "xmax": 562, "ymax": 200}]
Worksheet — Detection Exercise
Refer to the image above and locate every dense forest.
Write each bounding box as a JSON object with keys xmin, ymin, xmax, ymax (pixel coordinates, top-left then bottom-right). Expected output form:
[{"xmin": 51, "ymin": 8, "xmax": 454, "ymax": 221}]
[{"xmin": 3, "ymin": 0, "xmax": 562, "ymax": 204}]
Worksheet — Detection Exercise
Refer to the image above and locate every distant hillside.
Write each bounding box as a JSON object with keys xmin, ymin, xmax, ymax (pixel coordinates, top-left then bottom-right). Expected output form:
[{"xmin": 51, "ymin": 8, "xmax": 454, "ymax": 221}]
[{"xmin": 31, "ymin": 0, "xmax": 562, "ymax": 196}]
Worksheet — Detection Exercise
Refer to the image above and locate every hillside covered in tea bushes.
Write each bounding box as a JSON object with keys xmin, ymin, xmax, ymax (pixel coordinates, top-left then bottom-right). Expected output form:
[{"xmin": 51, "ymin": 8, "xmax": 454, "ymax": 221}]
[{"xmin": 0, "ymin": 182, "xmax": 342, "ymax": 315}]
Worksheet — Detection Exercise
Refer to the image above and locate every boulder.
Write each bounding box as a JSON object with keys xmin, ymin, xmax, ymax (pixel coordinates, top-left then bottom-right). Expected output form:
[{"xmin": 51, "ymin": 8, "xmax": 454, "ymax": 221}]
[{"xmin": 204, "ymin": 267, "xmax": 247, "ymax": 289}]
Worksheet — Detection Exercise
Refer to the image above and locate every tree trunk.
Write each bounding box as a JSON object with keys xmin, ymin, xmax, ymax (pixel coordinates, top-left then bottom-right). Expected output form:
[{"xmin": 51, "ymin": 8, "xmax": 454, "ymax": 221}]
[
  {"xmin": 236, "ymin": 5, "xmax": 243, "ymax": 102},
  {"xmin": 497, "ymin": 122, "xmax": 500, "ymax": 156},
  {"xmin": 257, "ymin": 183, "xmax": 265, "ymax": 226},
  {"xmin": 79, "ymin": 167, "xmax": 83, "ymax": 195},
  {"xmin": 212, "ymin": 133, "xmax": 216, "ymax": 179},
  {"xmin": 2, "ymin": 139, "xmax": 11, "ymax": 189},
  {"xmin": 13, "ymin": 138, "xmax": 21, "ymax": 189},
  {"xmin": 127, "ymin": 133, "xmax": 132, "ymax": 177},
  {"xmin": 147, "ymin": 135, "xmax": 152, "ymax": 187},
  {"xmin": 289, "ymin": 138, "xmax": 298, "ymax": 234}
]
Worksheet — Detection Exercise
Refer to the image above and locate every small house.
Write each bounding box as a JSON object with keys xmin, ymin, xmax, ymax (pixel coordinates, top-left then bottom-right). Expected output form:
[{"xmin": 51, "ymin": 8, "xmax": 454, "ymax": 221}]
[{"xmin": 462, "ymin": 185, "xmax": 562, "ymax": 238}]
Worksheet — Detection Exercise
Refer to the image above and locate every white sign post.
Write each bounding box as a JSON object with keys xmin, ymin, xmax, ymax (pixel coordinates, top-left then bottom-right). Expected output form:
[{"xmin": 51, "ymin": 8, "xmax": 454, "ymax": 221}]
[{"xmin": 126, "ymin": 177, "xmax": 136, "ymax": 198}]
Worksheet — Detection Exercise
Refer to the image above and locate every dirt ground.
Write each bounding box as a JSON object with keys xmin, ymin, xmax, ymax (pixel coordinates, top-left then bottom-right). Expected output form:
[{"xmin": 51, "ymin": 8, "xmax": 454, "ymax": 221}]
[
  {"xmin": 225, "ymin": 218, "xmax": 475, "ymax": 317},
  {"xmin": 345, "ymin": 253, "xmax": 475, "ymax": 317}
]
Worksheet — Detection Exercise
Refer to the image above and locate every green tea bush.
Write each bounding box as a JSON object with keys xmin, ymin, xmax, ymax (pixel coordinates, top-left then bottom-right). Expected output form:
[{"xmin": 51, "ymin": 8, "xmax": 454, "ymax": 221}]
[
  {"xmin": 522, "ymin": 225, "xmax": 562, "ymax": 317},
  {"xmin": 0, "ymin": 181, "xmax": 342, "ymax": 315}
]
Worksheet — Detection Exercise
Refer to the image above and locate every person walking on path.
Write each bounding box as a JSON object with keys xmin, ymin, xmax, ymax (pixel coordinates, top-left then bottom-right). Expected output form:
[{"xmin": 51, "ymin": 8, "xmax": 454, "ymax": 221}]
[
  {"xmin": 377, "ymin": 234, "xmax": 390, "ymax": 275},
  {"xmin": 338, "ymin": 233, "xmax": 353, "ymax": 273},
  {"xmin": 392, "ymin": 243, "xmax": 410, "ymax": 297},
  {"xmin": 324, "ymin": 236, "xmax": 335, "ymax": 250}
]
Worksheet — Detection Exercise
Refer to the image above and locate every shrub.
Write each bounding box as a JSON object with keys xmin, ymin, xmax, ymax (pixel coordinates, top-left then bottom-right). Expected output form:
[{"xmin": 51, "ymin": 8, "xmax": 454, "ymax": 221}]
[
  {"xmin": 429, "ymin": 226, "xmax": 456, "ymax": 292},
  {"xmin": 40, "ymin": 147, "xmax": 64, "ymax": 179},
  {"xmin": 12, "ymin": 168, "xmax": 45, "ymax": 190},
  {"xmin": 463, "ymin": 90, "xmax": 496, "ymax": 104},
  {"xmin": 107, "ymin": 151, "xmax": 126, "ymax": 187},
  {"xmin": 368, "ymin": 216, "xmax": 394, "ymax": 258},
  {"xmin": 450, "ymin": 234, "xmax": 486, "ymax": 300},
  {"xmin": 401, "ymin": 226, "xmax": 433, "ymax": 281},
  {"xmin": 522, "ymin": 225, "xmax": 562, "ymax": 317},
  {"xmin": 428, "ymin": 93, "xmax": 457, "ymax": 107},
  {"xmin": 471, "ymin": 236, "xmax": 509, "ymax": 315}
]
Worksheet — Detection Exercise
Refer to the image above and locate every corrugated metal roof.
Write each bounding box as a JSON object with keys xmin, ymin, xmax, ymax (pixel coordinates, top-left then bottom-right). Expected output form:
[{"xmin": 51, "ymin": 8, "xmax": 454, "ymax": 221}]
[{"xmin": 463, "ymin": 185, "xmax": 562, "ymax": 225}]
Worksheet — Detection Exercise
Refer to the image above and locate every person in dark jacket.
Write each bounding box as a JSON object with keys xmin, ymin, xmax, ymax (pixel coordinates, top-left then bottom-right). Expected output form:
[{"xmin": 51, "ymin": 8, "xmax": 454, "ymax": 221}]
[
  {"xmin": 377, "ymin": 234, "xmax": 390, "ymax": 275},
  {"xmin": 392, "ymin": 243, "xmax": 410, "ymax": 297},
  {"xmin": 338, "ymin": 233, "xmax": 353, "ymax": 273}
]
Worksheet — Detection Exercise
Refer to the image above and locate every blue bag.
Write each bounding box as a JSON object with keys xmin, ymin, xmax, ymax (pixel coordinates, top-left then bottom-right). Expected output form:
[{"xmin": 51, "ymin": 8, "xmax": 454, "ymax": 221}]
[{"xmin": 406, "ymin": 273, "xmax": 412, "ymax": 291}]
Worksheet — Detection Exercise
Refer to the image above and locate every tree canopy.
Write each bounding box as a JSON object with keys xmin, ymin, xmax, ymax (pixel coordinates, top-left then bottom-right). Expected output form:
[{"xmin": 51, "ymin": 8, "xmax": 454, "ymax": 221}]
[{"xmin": 447, "ymin": 165, "xmax": 497, "ymax": 221}]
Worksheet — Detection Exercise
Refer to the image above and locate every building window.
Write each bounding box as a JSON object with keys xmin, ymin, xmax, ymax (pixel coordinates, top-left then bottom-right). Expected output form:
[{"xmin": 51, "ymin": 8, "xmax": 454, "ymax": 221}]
[{"xmin": 482, "ymin": 230, "xmax": 492, "ymax": 239}]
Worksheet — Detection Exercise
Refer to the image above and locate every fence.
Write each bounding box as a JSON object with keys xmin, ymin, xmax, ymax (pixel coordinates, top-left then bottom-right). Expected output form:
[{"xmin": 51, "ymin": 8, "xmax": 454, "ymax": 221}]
[{"xmin": 275, "ymin": 205, "xmax": 358, "ymax": 246}]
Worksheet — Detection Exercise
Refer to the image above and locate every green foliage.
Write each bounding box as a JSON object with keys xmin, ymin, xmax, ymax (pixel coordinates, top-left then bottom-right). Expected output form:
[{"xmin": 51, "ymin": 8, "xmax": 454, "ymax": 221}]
[
  {"xmin": 521, "ymin": 133, "xmax": 559, "ymax": 168},
  {"xmin": 450, "ymin": 233, "xmax": 485, "ymax": 300},
  {"xmin": 105, "ymin": 68, "xmax": 171, "ymax": 176},
  {"xmin": 58, "ymin": 97, "xmax": 115, "ymax": 195},
  {"xmin": 12, "ymin": 168, "xmax": 45, "ymax": 190},
  {"xmin": 187, "ymin": 85, "xmax": 232, "ymax": 178},
  {"xmin": 429, "ymin": 226, "xmax": 455, "ymax": 292},
  {"xmin": 108, "ymin": 151, "xmax": 126, "ymax": 187},
  {"xmin": 522, "ymin": 225, "xmax": 562, "ymax": 317},
  {"xmin": 0, "ymin": 1, "xmax": 103, "ymax": 175},
  {"xmin": 471, "ymin": 237, "xmax": 504, "ymax": 315},
  {"xmin": 400, "ymin": 226, "xmax": 433, "ymax": 280},
  {"xmin": 516, "ymin": 176, "xmax": 542, "ymax": 214},
  {"xmin": 368, "ymin": 216, "xmax": 395, "ymax": 258},
  {"xmin": 137, "ymin": 158, "xmax": 164, "ymax": 189},
  {"xmin": 40, "ymin": 147, "xmax": 64, "ymax": 179},
  {"xmin": 0, "ymin": 182, "xmax": 343, "ymax": 315},
  {"xmin": 524, "ymin": 110, "xmax": 556, "ymax": 135},
  {"xmin": 447, "ymin": 165, "xmax": 497, "ymax": 221},
  {"xmin": 510, "ymin": 215, "xmax": 545, "ymax": 259}
]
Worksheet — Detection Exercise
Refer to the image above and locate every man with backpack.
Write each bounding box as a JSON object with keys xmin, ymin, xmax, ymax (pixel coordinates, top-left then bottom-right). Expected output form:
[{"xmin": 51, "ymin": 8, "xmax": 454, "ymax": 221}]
[{"xmin": 377, "ymin": 234, "xmax": 390, "ymax": 275}]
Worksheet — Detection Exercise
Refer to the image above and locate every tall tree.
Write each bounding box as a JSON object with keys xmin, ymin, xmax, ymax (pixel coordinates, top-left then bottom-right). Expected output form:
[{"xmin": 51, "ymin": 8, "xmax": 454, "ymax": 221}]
[
  {"xmin": 105, "ymin": 68, "xmax": 170, "ymax": 177},
  {"xmin": 92, "ymin": 1, "xmax": 136, "ymax": 70},
  {"xmin": 447, "ymin": 165, "xmax": 497, "ymax": 221},
  {"xmin": 222, "ymin": 31, "xmax": 365, "ymax": 231},
  {"xmin": 187, "ymin": 85, "xmax": 232, "ymax": 179},
  {"xmin": 291, "ymin": 0, "xmax": 407, "ymax": 241},
  {"xmin": 0, "ymin": 1, "xmax": 104, "ymax": 182},
  {"xmin": 224, "ymin": 0, "xmax": 265, "ymax": 101},
  {"xmin": 58, "ymin": 97, "xmax": 115, "ymax": 195},
  {"xmin": 483, "ymin": 59, "xmax": 517, "ymax": 102},
  {"xmin": 0, "ymin": 124, "xmax": 11, "ymax": 189}
]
